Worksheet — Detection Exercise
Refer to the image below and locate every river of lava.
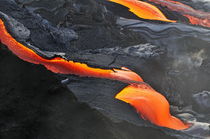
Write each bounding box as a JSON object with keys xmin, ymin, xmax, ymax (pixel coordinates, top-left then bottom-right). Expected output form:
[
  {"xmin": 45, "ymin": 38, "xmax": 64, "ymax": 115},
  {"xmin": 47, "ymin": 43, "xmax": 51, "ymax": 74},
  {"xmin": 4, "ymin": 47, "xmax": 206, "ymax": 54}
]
[{"xmin": 0, "ymin": 18, "xmax": 189, "ymax": 130}]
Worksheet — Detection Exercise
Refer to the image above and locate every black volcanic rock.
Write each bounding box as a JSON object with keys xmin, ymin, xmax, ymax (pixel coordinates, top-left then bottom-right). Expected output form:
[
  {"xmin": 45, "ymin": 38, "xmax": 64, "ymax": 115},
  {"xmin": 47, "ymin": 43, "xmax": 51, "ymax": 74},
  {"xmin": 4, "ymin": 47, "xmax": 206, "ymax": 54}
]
[
  {"xmin": 0, "ymin": 0, "xmax": 210, "ymax": 138},
  {"xmin": 0, "ymin": 46, "xmax": 177, "ymax": 139}
]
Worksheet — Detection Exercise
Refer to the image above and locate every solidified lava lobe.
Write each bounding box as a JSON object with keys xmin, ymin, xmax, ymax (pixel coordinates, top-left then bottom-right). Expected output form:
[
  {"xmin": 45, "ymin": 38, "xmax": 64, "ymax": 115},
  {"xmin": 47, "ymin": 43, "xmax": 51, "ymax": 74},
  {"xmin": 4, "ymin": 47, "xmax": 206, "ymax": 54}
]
[
  {"xmin": 116, "ymin": 84, "xmax": 189, "ymax": 130},
  {"xmin": 108, "ymin": 0, "xmax": 176, "ymax": 22}
]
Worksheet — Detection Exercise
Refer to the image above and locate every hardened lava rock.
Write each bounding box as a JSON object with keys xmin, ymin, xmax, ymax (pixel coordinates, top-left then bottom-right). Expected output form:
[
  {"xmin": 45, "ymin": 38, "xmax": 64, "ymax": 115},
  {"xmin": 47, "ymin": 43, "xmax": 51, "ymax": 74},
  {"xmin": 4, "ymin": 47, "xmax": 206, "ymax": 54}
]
[
  {"xmin": 193, "ymin": 91, "xmax": 210, "ymax": 112},
  {"xmin": 0, "ymin": 0, "xmax": 210, "ymax": 139}
]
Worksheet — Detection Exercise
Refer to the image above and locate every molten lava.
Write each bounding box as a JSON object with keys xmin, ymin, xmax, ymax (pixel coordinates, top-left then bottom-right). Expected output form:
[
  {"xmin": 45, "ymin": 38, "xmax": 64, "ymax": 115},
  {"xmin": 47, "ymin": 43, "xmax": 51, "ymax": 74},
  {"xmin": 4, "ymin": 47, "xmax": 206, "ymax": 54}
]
[
  {"xmin": 0, "ymin": 18, "xmax": 189, "ymax": 130},
  {"xmin": 116, "ymin": 84, "xmax": 189, "ymax": 130},
  {"xmin": 148, "ymin": 0, "xmax": 210, "ymax": 27},
  {"xmin": 108, "ymin": 0, "xmax": 175, "ymax": 22},
  {"xmin": 0, "ymin": 19, "xmax": 142, "ymax": 83}
]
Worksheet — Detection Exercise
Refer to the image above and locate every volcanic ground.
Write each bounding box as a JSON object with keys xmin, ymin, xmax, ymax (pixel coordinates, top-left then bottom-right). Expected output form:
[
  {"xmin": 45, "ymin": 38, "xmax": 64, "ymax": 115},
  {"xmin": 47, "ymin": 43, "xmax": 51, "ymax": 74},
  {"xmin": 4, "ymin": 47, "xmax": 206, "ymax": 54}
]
[{"xmin": 0, "ymin": 0, "xmax": 210, "ymax": 139}]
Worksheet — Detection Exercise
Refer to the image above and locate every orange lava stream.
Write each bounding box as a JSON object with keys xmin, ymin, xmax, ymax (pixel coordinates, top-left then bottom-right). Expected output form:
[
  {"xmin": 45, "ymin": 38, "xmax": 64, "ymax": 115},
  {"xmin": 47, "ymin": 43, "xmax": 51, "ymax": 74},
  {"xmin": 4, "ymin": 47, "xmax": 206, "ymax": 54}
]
[
  {"xmin": 0, "ymin": 19, "xmax": 142, "ymax": 82},
  {"xmin": 116, "ymin": 84, "xmax": 189, "ymax": 130},
  {"xmin": 148, "ymin": 0, "xmax": 210, "ymax": 27},
  {"xmin": 0, "ymin": 18, "xmax": 189, "ymax": 130},
  {"xmin": 108, "ymin": 0, "xmax": 176, "ymax": 22}
]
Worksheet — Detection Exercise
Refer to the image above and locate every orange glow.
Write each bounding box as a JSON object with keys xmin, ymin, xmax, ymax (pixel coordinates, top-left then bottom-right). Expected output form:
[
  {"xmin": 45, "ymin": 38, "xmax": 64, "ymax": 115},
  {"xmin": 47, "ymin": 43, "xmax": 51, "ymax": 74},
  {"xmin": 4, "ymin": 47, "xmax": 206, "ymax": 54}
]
[
  {"xmin": 0, "ymin": 18, "xmax": 189, "ymax": 130},
  {"xmin": 0, "ymin": 19, "xmax": 142, "ymax": 83},
  {"xmin": 148, "ymin": 0, "xmax": 210, "ymax": 27},
  {"xmin": 184, "ymin": 14, "xmax": 210, "ymax": 28},
  {"xmin": 108, "ymin": 0, "xmax": 176, "ymax": 22},
  {"xmin": 116, "ymin": 84, "xmax": 189, "ymax": 130}
]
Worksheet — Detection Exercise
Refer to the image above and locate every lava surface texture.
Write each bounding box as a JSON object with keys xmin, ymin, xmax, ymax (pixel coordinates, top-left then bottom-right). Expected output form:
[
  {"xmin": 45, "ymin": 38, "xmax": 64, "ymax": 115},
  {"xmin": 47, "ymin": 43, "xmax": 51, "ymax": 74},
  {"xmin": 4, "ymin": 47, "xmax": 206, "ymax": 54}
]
[{"xmin": 0, "ymin": 0, "xmax": 210, "ymax": 139}]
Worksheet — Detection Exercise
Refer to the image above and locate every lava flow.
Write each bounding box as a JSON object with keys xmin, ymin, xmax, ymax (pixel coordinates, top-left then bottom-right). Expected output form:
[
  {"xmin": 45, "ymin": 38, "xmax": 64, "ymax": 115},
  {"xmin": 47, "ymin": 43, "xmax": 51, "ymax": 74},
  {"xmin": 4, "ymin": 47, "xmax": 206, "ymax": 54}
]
[
  {"xmin": 116, "ymin": 84, "xmax": 189, "ymax": 130},
  {"xmin": 108, "ymin": 0, "xmax": 175, "ymax": 22},
  {"xmin": 0, "ymin": 18, "xmax": 189, "ymax": 130},
  {"xmin": 148, "ymin": 0, "xmax": 210, "ymax": 27},
  {"xmin": 0, "ymin": 19, "xmax": 142, "ymax": 83}
]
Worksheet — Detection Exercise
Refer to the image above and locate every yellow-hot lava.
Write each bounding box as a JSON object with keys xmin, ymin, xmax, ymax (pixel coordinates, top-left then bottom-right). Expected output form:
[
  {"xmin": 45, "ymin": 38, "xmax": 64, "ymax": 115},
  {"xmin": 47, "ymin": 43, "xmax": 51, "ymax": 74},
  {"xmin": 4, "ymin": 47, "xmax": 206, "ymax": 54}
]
[{"xmin": 108, "ymin": 0, "xmax": 176, "ymax": 22}]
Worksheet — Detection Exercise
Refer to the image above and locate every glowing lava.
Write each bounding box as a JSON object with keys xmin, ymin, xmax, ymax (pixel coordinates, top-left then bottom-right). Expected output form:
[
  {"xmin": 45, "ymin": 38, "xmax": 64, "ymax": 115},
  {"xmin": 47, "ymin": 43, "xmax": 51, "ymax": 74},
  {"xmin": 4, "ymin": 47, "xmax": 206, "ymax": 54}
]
[
  {"xmin": 116, "ymin": 84, "xmax": 189, "ymax": 130},
  {"xmin": 108, "ymin": 0, "xmax": 176, "ymax": 22},
  {"xmin": 148, "ymin": 0, "xmax": 210, "ymax": 27},
  {"xmin": 0, "ymin": 19, "xmax": 142, "ymax": 83},
  {"xmin": 0, "ymin": 18, "xmax": 189, "ymax": 130}
]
